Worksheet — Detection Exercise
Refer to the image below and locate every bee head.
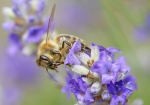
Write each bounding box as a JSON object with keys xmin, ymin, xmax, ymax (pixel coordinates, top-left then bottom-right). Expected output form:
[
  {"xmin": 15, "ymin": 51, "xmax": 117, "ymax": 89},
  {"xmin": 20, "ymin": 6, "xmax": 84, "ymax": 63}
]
[
  {"xmin": 36, "ymin": 55, "xmax": 56, "ymax": 69},
  {"xmin": 36, "ymin": 39, "xmax": 60, "ymax": 69}
]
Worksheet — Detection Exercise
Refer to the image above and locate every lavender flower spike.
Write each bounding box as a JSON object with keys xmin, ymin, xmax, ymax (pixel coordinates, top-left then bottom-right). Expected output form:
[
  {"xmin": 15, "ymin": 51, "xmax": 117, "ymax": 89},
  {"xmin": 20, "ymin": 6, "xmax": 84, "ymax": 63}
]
[
  {"xmin": 62, "ymin": 41, "xmax": 137, "ymax": 105},
  {"xmin": 2, "ymin": 0, "xmax": 53, "ymax": 56}
]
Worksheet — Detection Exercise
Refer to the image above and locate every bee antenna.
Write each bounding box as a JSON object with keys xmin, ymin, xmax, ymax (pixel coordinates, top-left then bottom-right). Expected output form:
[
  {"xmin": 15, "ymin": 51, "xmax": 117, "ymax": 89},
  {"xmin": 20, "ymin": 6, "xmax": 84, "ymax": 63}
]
[
  {"xmin": 46, "ymin": 4, "xmax": 56, "ymax": 44},
  {"xmin": 46, "ymin": 68, "xmax": 57, "ymax": 82}
]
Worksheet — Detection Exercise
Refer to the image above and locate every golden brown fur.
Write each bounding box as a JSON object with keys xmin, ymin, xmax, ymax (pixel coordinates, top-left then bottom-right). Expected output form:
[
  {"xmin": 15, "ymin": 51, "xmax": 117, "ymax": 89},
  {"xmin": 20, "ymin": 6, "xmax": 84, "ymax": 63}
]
[
  {"xmin": 36, "ymin": 34, "xmax": 87, "ymax": 70},
  {"xmin": 35, "ymin": 4, "xmax": 87, "ymax": 70},
  {"xmin": 37, "ymin": 40, "xmax": 59, "ymax": 59},
  {"xmin": 55, "ymin": 34, "xmax": 86, "ymax": 46}
]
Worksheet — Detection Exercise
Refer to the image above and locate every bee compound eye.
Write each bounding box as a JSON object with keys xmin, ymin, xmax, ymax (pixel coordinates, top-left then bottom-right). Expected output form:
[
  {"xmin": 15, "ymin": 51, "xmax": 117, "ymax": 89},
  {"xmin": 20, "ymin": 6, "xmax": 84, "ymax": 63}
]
[{"xmin": 40, "ymin": 55, "xmax": 49, "ymax": 61}]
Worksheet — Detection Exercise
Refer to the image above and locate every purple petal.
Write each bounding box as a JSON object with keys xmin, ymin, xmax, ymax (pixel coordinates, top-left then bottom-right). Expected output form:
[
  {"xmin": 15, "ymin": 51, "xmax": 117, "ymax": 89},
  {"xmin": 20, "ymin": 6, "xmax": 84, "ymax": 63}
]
[
  {"xmin": 8, "ymin": 33, "xmax": 21, "ymax": 44},
  {"xmin": 84, "ymin": 91, "xmax": 94, "ymax": 103},
  {"xmin": 99, "ymin": 51, "xmax": 108, "ymax": 62},
  {"xmin": 107, "ymin": 82, "xmax": 116, "ymax": 95},
  {"xmin": 122, "ymin": 88, "xmax": 132, "ymax": 98},
  {"xmin": 37, "ymin": 0, "xmax": 45, "ymax": 12},
  {"xmin": 111, "ymin": 63, "xmax": 120, "ymax": 73},
  {"xmin": 64, "ymin": 41, "xmax": 81, "ymax": 65},
  {"xmin": 107, "ymin": 47, "xmax": 121, "ymax": 54},
  {"xmin": 78, "ymin": 78, "xmax": 88, "ymax": 92},
  {"xmin": 102, "ymin": 74, "xmax": 116, "ymax": 84},
  {"xmin": 118, "ymin": 95, "xmax": 126, "ymax": 105},
  {"xmin": 110, "ymin": 95, "xmax": 118, "ymax": 105},
  {"xmin": 2, "ymin": 22, "xmax": 15, "ymax": 31},
  {"xmin": 91, "ymin": 43, "xmax": 107, "ymax": 52},
  {"xmin": 123, "ymin": 75, "xmax": 137, "ymax": 90},
  {"xmin": 116, "ymin": 56, "xmax": 126, "ymax": 64},
  {"xmin": 76, "ymin": 93, "xmax": 84, "ymax": 102},
  {"xmin": 28, "ymin": 15, "xmax": 40, "ymax": 24},
  {"xmin": 12, "ymin": 6, "xmax": 21, "ymax": 17},
  {"xmin": 64, "ymin": 52, "xmax": 81, "ymax": 65},
  {"xmin": 115, "ymin": 56, "xmax": 130, "ymax": 73},
  {"xmin": 110, "ymin": 95, "xmax": 126, "ymax": 105},
  {"xmin": 7, "ymin": 45, "xmax": 20, "ymax": 56},
  {"xmin": 71, "ymin": 41, "xmax": 82, "ymax": 52},
  {"xmin": 7, "ymin": 33, "xmax": 22, "ymax": 55},
  {"xmin": 91, "ymin": 61, "xmax": 108, "ymax": 74},
  {"xmin": 61, "ymin": 85, "xmax": 71, "ymax": 99},
  {"xmin": 26, "ymin": 26, "xmax": 44, "ymax": 43},
  {"xmin": 121, "ymin": 65, "xmax": 130, "ymax": 72},
  {"xmin": 12, "ymin": 0, "xmax": 26, "ymax": 5}
]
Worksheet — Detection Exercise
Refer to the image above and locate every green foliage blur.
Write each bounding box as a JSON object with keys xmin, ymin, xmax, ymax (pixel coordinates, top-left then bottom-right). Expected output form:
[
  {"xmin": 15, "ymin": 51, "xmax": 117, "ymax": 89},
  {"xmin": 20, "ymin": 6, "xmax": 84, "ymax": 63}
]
[{"xmin": 1, "ymin": 0, "xmax": 150, "ymax": 105}]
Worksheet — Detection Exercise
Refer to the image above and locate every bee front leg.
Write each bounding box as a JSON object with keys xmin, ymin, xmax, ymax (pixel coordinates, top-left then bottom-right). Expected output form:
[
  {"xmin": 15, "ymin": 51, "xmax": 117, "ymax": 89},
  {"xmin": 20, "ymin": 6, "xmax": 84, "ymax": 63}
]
[
  {"xmin": 53, "ymin": 62, "xmax": 62, "ymax": 68},
  {"xmin": 52, "ymin": 50, "xmax": 62, "ymax": 61},
  {"xmin": 52, "ymin": 50, "xmax": 61, "ymax": 55}
]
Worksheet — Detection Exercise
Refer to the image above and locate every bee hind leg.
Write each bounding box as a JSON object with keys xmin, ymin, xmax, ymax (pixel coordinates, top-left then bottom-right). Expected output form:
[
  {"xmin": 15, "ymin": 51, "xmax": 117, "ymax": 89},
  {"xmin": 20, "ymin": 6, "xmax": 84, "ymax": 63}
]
[
  {"xmin": 62, "ymin": 41, "xmax": 72, "ymax": 49},
  {"xmin": 81, "ymin": 43, "xmax": 91, "ymax": 52},
  {"xmin": 84, "ymin": 46, "xmax": 91, "ymax": 52}
]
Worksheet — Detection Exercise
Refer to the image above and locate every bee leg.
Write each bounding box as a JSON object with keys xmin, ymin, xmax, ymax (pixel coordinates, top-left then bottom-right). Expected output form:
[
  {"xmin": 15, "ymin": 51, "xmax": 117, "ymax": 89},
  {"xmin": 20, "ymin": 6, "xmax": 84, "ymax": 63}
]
[
  {"xmin": 81, "ymin": 43, "xmax": 91, "ymax": 52},
  {"xmin": 85, "ymin": 46, "xmax": 91, "ymax": 52},
  {"xmin": 51, "ymin": 62, "xmax": 58, "ymax": 68},
  {"xmin": 52, "ymin": 50, "xmax": 61, "ymax": 55},
  {"xmin": 56, "ymin": 62, "xmax": 62, "ymax": 66},
  {"xmin": 52, "ymin": 62, "xmax": 62, "ymax": 69},
  {"xmin": 66, "ymin": 63, "xmax": 71, "ymax": 67},
  {"xmin": 62, "ymin": 41, "xmax": 71, "ymax": 49},
  {"xmin": 61, "ymin": 62, "xmax": 64, "ymax": 64},
  {"xmin": 52, "ymin": 50, "xmax": 62, "ymax": 57},
  {"xmin": 52, "ymin": 50, "xmax": 62, "ymax": 61}
]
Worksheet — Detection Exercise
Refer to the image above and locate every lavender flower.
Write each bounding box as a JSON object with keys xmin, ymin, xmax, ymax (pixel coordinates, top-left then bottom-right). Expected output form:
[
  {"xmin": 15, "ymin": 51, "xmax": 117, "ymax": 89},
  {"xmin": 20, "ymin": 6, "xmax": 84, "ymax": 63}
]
[
  {"xmin": 107, "ymin": 75, "xmax": 137, "ymax": 105},
  {"xmin": 1, "ymin": 0, "xmax": 51, "ymax": 104},
  {"xmin": 91, "ymin": 51, "xmax": 120, "ymax": 84},
  {"xmin": 134, "ymin": 13, "xmax": 150, "ymax": 42},
  {"xmin": 0, "ymin": 51, "xmax": 41, "ymax": 105},
  {"xmin": 62, "ymin": 76, "xmax": 94, "ymax": 105},
  {"xmin": 2, "ymin": 86, "xmax": 21, "ymax": 105},
  {"xmin": 0, "ymin": 52, "xmax": 40, "ymax": 86},
  {"xmin": 62, "ymin": 41, "xmax": 137, "ymax": 105},
  {"xmin": 2, "ymin": 0, "xmax": 50, "ymax": 56}
]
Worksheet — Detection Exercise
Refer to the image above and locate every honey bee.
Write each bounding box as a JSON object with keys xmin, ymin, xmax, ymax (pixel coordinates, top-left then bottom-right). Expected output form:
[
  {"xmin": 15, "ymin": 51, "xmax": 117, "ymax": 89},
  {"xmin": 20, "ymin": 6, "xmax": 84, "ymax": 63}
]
[{"xmin": 36, "ymin": 4, "xmax": 90, "ymax": 74}]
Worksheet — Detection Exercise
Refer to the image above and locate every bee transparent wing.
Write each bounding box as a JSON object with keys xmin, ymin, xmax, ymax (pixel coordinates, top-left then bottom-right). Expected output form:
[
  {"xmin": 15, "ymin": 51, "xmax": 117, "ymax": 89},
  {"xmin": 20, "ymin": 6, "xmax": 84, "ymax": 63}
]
[{"xmin": 46, "ymin": 4, "xmax": 56, "ymax": 43}]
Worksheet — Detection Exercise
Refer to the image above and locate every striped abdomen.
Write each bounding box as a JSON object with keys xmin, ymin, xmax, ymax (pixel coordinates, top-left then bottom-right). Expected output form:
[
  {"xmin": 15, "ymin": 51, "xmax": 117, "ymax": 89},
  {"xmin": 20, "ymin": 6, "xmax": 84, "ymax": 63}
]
[{"xmin": 54, "ymin": 34, "xmax": 86, "ymax": 47}]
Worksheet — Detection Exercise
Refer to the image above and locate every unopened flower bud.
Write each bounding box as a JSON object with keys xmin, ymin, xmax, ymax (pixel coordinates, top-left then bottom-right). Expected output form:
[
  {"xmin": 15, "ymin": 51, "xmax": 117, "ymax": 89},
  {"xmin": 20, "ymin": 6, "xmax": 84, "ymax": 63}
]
[
  {"xmin": 117, "ymin": 70, "xmax": 128, "ymax": 81},
  {"xmin": 102, "ymin": 90, "xmax": 110, "ymax": 100},
  {"xmin": 72, "ymin": 65, "xmax": 89, "ymax": 75},
  {"xmin": 90, "ymin": 81, "xmax": 101, "ymax": 94},
  {"xmin": 2, "ymin": 7, "xmax": 16, "ymax": 20},
  {"xmin": 78, "ymin": 52, "xmax": 90, "ymax": 65},
  {"xmin": 91, "ymin": 46, "xmax": 100, "ymax": 62}
]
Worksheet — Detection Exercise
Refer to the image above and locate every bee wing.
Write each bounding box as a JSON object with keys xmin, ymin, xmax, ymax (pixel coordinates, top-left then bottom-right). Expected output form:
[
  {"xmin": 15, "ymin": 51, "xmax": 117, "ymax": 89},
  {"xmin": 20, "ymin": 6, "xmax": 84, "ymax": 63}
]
[{"xmin": 46, "ymin": 4, "xmax": 56, "ymax": 43}]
